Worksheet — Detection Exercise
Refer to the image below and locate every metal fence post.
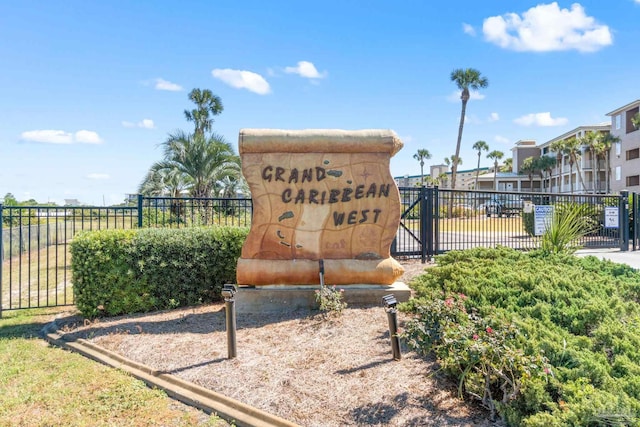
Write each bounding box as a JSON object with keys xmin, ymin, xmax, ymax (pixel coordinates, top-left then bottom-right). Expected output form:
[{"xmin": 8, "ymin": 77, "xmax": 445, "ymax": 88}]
[
  {"xmin": 0, "ymin": 203, "xmax": 3, "ymax": 318},
  {"xmin": 137, "ymin": 194, "xmax": 143, "ymax": 228},
  {"xmin": 433, "ymin": 186, "xmax": 440, "ymax": 256},
  {"xmin": 620, "ymin": 191, "xmax": 629, "ymax": 251},
  {"xmin": 420, "ymin": 186, "xmax": 428, "ymax": 263},
  {"xmin": 424, "ymin": 187, "xmax": 434, "ymax": 262},
  {"xmin": 632, "ymin": 192, "xmax": 638, "ymax": 251}
]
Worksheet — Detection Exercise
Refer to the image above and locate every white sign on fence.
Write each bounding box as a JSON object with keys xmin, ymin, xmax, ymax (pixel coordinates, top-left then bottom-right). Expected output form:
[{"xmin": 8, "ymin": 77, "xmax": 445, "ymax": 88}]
[
  {"xmin": 604, "ymin": 206, "xmax": 619, "ymax": 228},
  {"xmin": 534, "ymin": 205, "xmax": 555, "ymax": 236}
]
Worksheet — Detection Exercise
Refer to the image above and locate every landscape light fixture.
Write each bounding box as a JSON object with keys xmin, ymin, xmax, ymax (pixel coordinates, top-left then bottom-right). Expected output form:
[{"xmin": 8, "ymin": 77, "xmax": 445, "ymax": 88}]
[
  {"xmin": 222, "ymin": 284, "xmax": 238, "ymax": 358},
  {"xmin": 222, "ymin": 284, "xmax": 237, "ymax": 300},
  {"xmin": 382, "ymin": 294, "xmax": 397, "ymax": 309},
  {"xmin": 382, "ymin": 294, "xmax": 401, "ymax": 360}
]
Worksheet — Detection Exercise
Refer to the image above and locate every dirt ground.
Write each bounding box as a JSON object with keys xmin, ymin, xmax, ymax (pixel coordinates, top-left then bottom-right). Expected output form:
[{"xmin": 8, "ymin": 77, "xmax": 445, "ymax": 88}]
[{"xmin": 55, "ymin": 260, "xmax": 500, "ymax": 427}]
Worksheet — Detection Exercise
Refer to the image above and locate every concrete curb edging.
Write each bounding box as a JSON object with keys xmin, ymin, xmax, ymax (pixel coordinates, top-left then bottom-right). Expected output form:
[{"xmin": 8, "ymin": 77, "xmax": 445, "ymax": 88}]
[{"xmin": 42, "ymin": 320, "xmax": 300, "ymax": 427}]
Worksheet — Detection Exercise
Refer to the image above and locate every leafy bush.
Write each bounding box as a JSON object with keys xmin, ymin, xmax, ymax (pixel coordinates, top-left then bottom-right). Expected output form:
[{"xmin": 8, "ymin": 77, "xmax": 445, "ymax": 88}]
[
  {"xmin": 71, "ymin": 226, "xmax": 248, "ymax": 318},
  {"xmin": 315, "ymin": 285, "xmax": 347, "ymax": 316},
  {"xmin": 402, "ymin": 247, "xmax": 640, "ymax": 426},
  {"xmin": 523, "ymin": 210, "xmax": 535, "ymax": 236},
  {"xmin": 541, "ymin": 203, "xmax": 598, "ymax": 254}
]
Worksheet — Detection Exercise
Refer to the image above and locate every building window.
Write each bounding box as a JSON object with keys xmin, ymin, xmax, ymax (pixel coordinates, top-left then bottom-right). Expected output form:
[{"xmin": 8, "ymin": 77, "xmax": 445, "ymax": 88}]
[
  {"xmin": 626, "ymin": 148, "xmax": 640, "ymax": 161},
  {"xmin": 616, "ymin": 141, "xmax": 621, "ymax": 157},
  {"xmin": 616, "ymin": 166, "xmax": 622, "ymax": 181},
  {"xmin": 627, "ymin": 175, "xmax": 640, "ymax": 187},
  {"xmin": 616, "ymin": 115, "xmax": 622, "ymax": 130}
]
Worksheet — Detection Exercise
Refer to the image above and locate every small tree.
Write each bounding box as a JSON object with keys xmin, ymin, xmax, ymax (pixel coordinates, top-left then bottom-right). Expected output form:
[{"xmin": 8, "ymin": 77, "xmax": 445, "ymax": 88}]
[
  {"xmin": 632, "ymin": 112, "xmax": 640, "ymax": 131},
  {"xmin": 487, "ymin": 150, "xmax": 504, "ymax": 191},
  {"xmin": 450, "ymin": 68, "xmax": 489, "ymax": 191},
  {"xmin": 500, "ymin": 158, "xmax": 513, "ymax": 173},
  {"xmin": 541, "ymin": 203, "xmax": 597, "ymax": 254},
  {"xmin": 537, "ymin": 156, "xmax": 556, "ymax": 192},
  {"xmin": 520, "ymin": 157, "xmax": 537, "ymax": 191},
  {"xmin": 413, "ymin": 149, "xmax": 432, "ymax": 187},
  {"xmin": 184, "ymin": 88, "xmax": 224, "ymax": 136},
  {"xmin": 472, "ymin": 140, "xmax": 489, "ymax": 190}
]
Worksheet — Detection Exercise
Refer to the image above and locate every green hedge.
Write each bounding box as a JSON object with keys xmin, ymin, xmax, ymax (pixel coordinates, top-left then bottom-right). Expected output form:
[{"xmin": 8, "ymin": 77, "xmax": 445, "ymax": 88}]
[
  {"xmin": 402, "ymin": 247, "xmax": 640, "ymax": 426},
  {"xmin": 71, "ymin": 226, "xmax": 248, "ymax": 318}
]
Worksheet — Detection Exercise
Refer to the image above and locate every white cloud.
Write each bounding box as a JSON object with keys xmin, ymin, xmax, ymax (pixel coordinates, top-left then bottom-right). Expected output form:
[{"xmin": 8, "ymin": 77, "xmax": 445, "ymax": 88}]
[
  {"xmin": 139, "ymin": 119, "xmax": 154, "ymax": 129},
  {"xmin": 154, "ymin": 78, "xmax": 183, "ymax": 91},
  {"xmin": 87, "ymin": 173, "xmax": 110, "ymax": 180},
  {"xmin": 284, "ymin": 61, "xmax": 327, "ymax": 79},
  {"xmin": 75, "ymin": 130, "xmax": 102, "ymax": 144},
  {"xmin": 20, "ymin": 130, "xmax": 73, "ymax": 144},
  {"xmin": 482, "ymin": 2, "xmax": 612, "ymax": 52},
  {"xmin": 400, "ymin": 135, "xmax": 413, "ymax": 144},
  {"xmin": 464, "ymin": 114, "xmax": 482, "ymax": 125},
  {"xmin": 212, "ymin": 68, "xmax": 271, "ymax": 95},
  {"xmin": 122, "ymin": 119, "xmax": 155, "ymax": 129},
  {"xmin": 489, "ymin": 112, "xmax": 500, "ymax": 122},
  {"xmin": 513, "ymin": 112, "xmax": 568, "ymax": 127},
  {"xmin": 494, "ymin": 135, "xmax": 510, "ymax": 144},
  {"xmin": 462, "ymin": 23, "xmax": 476, "ymax": 36},
  {"xmin": 447, "ymin": 90, "xmax": 486, "ymax": 102},
  {"xmin": 21, "ymin": 129, "xmax": 103, "ymax": 144}
]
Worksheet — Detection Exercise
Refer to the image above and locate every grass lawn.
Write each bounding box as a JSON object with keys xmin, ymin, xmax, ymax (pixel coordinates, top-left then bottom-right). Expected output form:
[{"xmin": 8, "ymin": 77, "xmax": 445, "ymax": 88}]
[
  {"xmin": 0, "ymin": 308, "xmax": 228, "ymax": 427},
  {"xmin": 403, "ymin": 215, "xmax": 525, "ymax": 233}
]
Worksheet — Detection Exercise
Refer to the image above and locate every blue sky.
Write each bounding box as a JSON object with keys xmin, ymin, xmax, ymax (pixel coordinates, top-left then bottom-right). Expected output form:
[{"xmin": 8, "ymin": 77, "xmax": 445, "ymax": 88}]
[{"xmin": 1, "ymin": 0, "xmax": 639, "ymax": 205}]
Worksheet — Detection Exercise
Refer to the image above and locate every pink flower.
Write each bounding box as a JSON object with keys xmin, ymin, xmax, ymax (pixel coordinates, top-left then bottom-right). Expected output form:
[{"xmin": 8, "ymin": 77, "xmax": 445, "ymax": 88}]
[
  {"xmin": 472, "ymin": 334, "xmax": 479, "ymax": 340},
  {"xmin": 459, "ymin": 293, "xmax": 467, "ymax": 300},
  {"xmin": 444, "ymin": 298, "xmax": 454, "ymax": 307},
  {"xmin": 543, "ymin": 367, "xmax": 551, "ymax": 375},
  {"xmin": 486, "ymin": 327, "xmax": 493, "ymax": 334}
]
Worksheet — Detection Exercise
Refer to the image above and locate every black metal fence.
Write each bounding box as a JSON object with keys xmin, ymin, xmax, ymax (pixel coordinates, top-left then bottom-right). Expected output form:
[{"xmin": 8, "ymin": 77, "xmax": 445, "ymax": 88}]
[
  {"xmin": 0, "ymin": 196, "xmax": 251, "ymax": 314},
  {"xmin": 393, "ymin": 187, "xmax": 636, "ymax": 261},
  {"xmin": 1, "ymin": 191, "xmax": 638, "ymax": 313}
]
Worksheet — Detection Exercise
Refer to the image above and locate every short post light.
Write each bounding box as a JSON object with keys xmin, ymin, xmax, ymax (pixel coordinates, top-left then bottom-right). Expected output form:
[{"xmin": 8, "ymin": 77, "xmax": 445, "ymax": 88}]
[
  {"xmin": 382, "ymin": 294, "xmax": 402, "ymax": 360},
  {"xmin": 222, "ymin": 284, "xmax": 238, "ymax": 359}
]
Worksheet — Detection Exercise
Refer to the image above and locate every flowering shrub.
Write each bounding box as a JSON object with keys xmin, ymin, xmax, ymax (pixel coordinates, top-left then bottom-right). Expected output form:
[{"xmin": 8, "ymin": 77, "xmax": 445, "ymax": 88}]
[
  {"xmin": 403, "ymin": 293, "xmax": 551, "ymax": 421},
  {"xmin": 315, "ymin": 285, "xmax": 347, "ymax": 316}
]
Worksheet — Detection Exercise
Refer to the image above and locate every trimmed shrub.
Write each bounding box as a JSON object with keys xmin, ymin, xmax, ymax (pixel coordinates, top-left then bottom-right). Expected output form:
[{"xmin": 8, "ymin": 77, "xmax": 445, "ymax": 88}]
[
  {"xmin": 71, "ymin": 226, "xmax": 248, "ymax": 318},
  {"xmin": 402, "ymin": 247, "xmax": 640, "ymax": 426}
]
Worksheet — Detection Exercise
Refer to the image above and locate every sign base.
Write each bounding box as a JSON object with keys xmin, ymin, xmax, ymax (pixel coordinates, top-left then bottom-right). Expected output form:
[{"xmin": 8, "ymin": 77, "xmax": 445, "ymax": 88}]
[{"xmin": 235, "ymin": 282, "xmax": 411, "ymax": 313}]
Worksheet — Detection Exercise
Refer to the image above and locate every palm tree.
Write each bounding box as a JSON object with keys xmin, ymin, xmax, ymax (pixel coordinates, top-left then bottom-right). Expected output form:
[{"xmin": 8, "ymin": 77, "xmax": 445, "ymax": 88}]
[
  {"xmin": 537, "ymin": 155, "xmax": 557, "ymax": 192},
  {"xmin": 472, "ymin": 140, "xmax": 489, "ymax": 190},
  {"xmin": 184, "ymin": 88, "xmax": 224, "ymax": 136},
  {"xmin": 438, "ymin": 172, "xmax": 448, "ymax": 187},
  {"xmin": 578, "ymin": 131, "xmax": 602, "ymax": 193},
  {"xmin": 500, "ymin": 158, "xmax": 513, "ymax": 173},
  {"xmin": 632, "ymin": 112, "xmax": 640, "ymax": 131},
  {"xmin": 450, "ymin": 68, "xmax": 489, "ymax": 191},
  {"xmin": 520, "ymin": 156, "xmax": 537, "ymax": 191},
  {"xmin": 138, "ymin": 166, "xmax": 187, "ymax": 197},
  {"xmin": 600, "ymin": 133, "xmax": 620, "ymax": 193},
  {"xmin": 487, "ymin": 150, "xmax": 503, "ymax": 191},
  {"xmin": 564, "ymin": 137, "xmax": 587, "ymax": 193},
  {"xmin": 549, "ymin": 140, "xmax": 567, "ymax": 192},
  {"xmin": 152, "ymin": 130, "xmax": 240, "ymax": 198},
  {"xmin": 413, "ymin": 149, "xmax": 432, "ymax": 187}
]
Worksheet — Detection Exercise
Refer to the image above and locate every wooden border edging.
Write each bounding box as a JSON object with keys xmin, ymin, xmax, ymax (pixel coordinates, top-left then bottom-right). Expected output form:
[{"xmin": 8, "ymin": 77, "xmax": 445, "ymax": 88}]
[{"xmin": 41, "ymin": 321, "xmax": 300, "ymax": 427}]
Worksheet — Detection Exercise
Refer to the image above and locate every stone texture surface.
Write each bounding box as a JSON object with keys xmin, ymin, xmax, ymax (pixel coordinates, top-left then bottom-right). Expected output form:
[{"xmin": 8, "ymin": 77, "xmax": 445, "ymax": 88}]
[{"xmin": 237, "ymin": 129, "xmax": 404, "ymax": 285}]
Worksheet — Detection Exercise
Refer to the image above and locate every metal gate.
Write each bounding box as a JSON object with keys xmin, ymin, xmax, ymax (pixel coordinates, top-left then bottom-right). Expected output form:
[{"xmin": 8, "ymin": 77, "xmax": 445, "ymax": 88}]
[{"xmin": 393, "ymin": 187, "xmax": 634, "ymax": 262}]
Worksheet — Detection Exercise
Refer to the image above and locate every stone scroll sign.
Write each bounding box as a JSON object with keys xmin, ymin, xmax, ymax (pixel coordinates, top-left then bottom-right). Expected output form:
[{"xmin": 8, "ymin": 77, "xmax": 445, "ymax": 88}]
[{"xmin": 236, "ymin": 129, "xmax": 405, "ymax": 286}]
